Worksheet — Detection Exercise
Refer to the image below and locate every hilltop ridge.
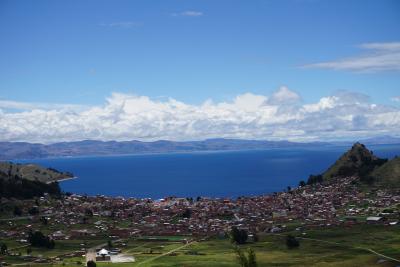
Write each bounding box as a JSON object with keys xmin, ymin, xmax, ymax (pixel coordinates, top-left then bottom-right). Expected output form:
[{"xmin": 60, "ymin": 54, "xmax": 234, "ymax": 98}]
[{"xmin": 306, "ymin": 142, "xmax": 399, "ymax": 187}]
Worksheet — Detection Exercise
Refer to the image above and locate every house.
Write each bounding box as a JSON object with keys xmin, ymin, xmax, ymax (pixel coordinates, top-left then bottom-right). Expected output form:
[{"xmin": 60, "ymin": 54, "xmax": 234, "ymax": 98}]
[
  {"xmin": 366, "ymin": 216, "xmax": 384, "ymax": 223},
  {"xmin": 96, "ymin": 249, "xmax": 111, "ymax": 261}
]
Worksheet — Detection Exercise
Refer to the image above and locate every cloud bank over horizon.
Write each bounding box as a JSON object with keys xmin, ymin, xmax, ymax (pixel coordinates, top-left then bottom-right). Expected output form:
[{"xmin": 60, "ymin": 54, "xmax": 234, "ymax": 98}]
[{"xmin": 0, "ymin": 87, "xmax": 399, "ymax": 144}]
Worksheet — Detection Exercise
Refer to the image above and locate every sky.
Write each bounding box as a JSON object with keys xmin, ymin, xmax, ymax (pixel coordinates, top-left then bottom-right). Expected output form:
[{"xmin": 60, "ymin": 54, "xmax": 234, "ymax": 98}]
[{"xmin": 0, "ymin": 0, "xmax": 399, "ymax": 143}]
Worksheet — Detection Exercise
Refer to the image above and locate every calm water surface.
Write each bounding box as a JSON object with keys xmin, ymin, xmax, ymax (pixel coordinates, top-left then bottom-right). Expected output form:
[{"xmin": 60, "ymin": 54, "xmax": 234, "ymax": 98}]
[{"xmin": 19, "ymin": 145, "xmax": 400, "ymax": 199}]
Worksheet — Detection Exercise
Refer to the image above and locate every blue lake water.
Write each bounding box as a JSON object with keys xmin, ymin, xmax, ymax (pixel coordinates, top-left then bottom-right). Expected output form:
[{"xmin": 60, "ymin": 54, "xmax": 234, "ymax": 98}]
[{"xmin": 18, "ymin": 145, "xmax": 400, "ymax": 199}]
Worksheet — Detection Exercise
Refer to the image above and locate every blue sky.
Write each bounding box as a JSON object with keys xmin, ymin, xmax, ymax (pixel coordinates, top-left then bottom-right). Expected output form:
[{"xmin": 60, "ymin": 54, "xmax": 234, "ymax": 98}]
[
  {"xmin": 0, "ymin": 0, "xmax": 399, "ymax": 104},
  {"xmin": 0, "ymin": 0, "xmax": 399, "ymax": 142}
]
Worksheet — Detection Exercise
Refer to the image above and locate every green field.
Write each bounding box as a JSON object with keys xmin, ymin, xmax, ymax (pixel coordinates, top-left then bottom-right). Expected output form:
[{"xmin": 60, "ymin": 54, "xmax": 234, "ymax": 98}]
[{"xmin": 3, "ymin": 224, "xmax": 400, "ymax": 267}]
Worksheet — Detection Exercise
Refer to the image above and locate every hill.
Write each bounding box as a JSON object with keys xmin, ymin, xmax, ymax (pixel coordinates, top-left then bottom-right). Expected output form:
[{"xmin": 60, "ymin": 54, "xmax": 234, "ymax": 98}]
[
  {"xmin": 0, "ymin": 161, "xmax": 73, "ymax": 183},
  {"xmin": 321, "ymin": 143, "xmax": 388, "ymax": 182},
  {"xmin": 0, "ymin": 162, "xmax": 68, "ymax": 199},
  {"xmin": 306, "ymin": 143, "xmax": 389, "ymax": 185},
  {"xmin": 370, "ymin": 156, "xmax": 400, "ymax": 187}
]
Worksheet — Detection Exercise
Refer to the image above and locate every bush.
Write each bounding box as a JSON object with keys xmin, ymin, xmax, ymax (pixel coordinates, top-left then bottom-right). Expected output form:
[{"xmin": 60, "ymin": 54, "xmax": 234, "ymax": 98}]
[
  {"xmin": 230, "ymin": 227, "xmax": 248, "ymax": 244},
  {"xmin": 286, "ymin": 235, "xmax": 299, "ymax": 249},
  {"xmin": 87, "ymin": 260, "xmax": 96, "ymax": 267},
  {"xmin": 28, "ymin": 231, "xmax": 55, "ymax": 249}
]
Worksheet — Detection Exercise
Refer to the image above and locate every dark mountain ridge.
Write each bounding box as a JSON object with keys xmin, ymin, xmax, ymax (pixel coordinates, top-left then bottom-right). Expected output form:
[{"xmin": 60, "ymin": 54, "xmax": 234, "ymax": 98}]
[{"xmin": 0, "ymin": 139, "xmax": 332, "ymax": 160}]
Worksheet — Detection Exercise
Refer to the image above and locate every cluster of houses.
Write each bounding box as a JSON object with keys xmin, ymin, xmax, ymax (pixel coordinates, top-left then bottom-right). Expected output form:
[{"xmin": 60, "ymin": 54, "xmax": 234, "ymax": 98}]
[{"xmin": 1, "ymin": 176, "xmax": 399, "ymax": 243}]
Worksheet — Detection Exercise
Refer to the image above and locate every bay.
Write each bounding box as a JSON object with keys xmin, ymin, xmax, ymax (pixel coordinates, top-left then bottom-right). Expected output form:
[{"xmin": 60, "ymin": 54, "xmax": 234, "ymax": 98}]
[{"xmin": 18, "ymin": 144, "xmax": 400, "ymax": 199}]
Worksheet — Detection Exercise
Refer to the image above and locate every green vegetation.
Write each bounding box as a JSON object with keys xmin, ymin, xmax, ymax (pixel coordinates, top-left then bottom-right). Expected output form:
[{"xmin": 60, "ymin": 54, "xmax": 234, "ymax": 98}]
[
  {"xmin": 28, "ymin": 230, "xmax": 55, "ymax": 249},
  {"xmin": 286, "ymin": 235, "xmax": 300, "ymax": 249},
  {"xmin": 0, "ymin": 161, "xmax": 73, "ymax": 183},
  {"xmin": 3, "ymin": 224, "xmax": 399, "ymax": 267},
  {"xmin": 0, "ymin": 161, "xmax": 67, "ymax": 199},
  {"xmin": 371, "ymin": 156, "xmax": 400, "ymax": 187},
  {"xmin": 0, "ymin": 177, "xmax": 61, "ymax": 199},
  {"xmin": 234, "ymin": 246, "xmax": 257, "ymax": 267},
  {"xmin": 87, "ymin": 260, "xmax": 97, "ymax": 267},
  {"xmin": 230, "ymin": 227, "xmax": 248, "ymax": 245}
]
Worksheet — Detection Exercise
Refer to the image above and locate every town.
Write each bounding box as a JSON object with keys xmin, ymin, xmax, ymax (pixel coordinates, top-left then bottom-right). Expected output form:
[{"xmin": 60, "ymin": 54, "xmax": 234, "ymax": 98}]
[{"xmin": 1, "ymin": 175, "xmax": 399, "ymax": 266}]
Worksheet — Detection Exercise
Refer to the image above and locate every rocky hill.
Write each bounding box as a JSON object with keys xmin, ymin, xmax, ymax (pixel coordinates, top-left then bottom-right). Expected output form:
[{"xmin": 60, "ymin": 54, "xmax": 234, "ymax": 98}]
[
  {"xmin": 321, "ymin": 143, "xmax": 388, "ymax": 182},
  {"xmin": 306, "ymin": 143, "xmax": 395, "ymax": 186}
]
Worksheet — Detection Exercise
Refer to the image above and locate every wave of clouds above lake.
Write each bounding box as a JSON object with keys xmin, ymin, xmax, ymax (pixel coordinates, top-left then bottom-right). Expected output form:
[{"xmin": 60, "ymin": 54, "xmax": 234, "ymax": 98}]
[{"xmin": 1, "ymin": 87, "xmax": 399, "ymax": 143}]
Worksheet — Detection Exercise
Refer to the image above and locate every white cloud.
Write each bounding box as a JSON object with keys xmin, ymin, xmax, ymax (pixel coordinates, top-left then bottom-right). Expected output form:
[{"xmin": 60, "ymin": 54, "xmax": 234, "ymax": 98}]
[
  {"xmin": 0, "ymin": 88, "xmax": 399, "ymax": 143},
  {"xmin": 267, "ymin": 86, "xmax": 301, "ymax": 104},
  {"xmin": 172, "ymin": 11, "xmax": 203, "ymax": 17},
  {"xmin": 304, "ymin": 42, "xmax": 400, "ymax": 72}
]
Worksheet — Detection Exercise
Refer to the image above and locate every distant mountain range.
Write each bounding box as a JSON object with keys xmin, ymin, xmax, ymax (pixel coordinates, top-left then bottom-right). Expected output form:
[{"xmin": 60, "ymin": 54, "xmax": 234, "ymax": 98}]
[{"xmin": 0, "ymin": 136, "xmax": 399, "ymax": 160}]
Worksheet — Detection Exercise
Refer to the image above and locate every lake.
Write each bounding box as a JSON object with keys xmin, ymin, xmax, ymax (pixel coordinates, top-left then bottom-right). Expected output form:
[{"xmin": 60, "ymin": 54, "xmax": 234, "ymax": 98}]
[{"xmin": 18, "ymin": 144, "xmax": 400, "ymax": 199}]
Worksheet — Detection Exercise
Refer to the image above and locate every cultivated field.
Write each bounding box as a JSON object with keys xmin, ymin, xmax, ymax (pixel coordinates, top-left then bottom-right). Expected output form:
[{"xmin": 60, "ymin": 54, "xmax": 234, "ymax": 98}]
[{"xmin": 3, "ymin": 224, "xmax": 400, "ymax": 267}]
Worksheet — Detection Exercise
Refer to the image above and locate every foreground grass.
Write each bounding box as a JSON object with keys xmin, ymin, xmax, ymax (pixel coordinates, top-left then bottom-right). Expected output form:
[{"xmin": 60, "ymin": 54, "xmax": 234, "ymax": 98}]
[{"xmin": 5, "ymin": 224, "xmax": 400, "ymax": 267}]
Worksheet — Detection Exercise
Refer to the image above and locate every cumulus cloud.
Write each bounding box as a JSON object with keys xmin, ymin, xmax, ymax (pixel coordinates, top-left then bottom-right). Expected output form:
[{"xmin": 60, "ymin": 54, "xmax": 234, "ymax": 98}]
[
  {"xmin": 267, "ymin": 86, "xmax": 301, "ymax": 104},
  {"xmin": 0, "ymin": 87, "xmax": 399, "ymax": 143},
  {"xmin": 303, "ymin": 42, "xmax": 400, "ymax": 72}
]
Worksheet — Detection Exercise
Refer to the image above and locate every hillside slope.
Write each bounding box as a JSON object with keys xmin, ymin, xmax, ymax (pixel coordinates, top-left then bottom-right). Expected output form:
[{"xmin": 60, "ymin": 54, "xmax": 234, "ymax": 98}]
[
  {"xmin": 370, "ymin": 157, "xmax": 400, "ymax": 187},
  {"xmin": 0, "ymin": 161, "xmax": 73, "ymax": 183}
]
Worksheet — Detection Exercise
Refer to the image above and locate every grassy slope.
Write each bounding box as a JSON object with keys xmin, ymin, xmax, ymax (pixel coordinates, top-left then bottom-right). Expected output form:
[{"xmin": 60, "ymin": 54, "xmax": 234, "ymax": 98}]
[
  {"xmin": 371, "ymin": 157, "xmax": 400, "ymax": 187},
  {"xmin": 0, "ymin": 161, "xmax": 71, "ymax": 183}
]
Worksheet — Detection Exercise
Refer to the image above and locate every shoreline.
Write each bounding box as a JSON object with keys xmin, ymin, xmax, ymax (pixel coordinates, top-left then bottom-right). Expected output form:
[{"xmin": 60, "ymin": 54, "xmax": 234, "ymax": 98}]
[{"xmin": 55, "ymin": 176, "xmax": 78, "ymax": 183}]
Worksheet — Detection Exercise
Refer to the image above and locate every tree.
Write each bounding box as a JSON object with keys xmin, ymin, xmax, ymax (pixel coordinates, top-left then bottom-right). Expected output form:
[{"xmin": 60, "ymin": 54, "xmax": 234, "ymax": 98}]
[
  {"xmin": 107, "ymin": 240, "xmax": 113, "ymax": 248},
  {"xmin": 26, "ymin": 247, "xmax": 32, "ymax": 255},
  {"xmin": 247, "ymin": 248, "xmax": 257, "ymax": 267},
  {"xmin": 85, "ymin": 208, "xmax": 93, "ymax": 217},
  {"xmin": 252, "ymin": 233, "xmax": 259, "ymax": 243},
  {"xmin": 234, "ymin": 246, "xmax": 257, "ymax": 267},
  {"xmin": 40, "ymin": 216, "xmax": 48, "ymax": 225},
  {"xmin": 286, "ymin": 235, "xmax": 299, "ymax": 249},
  {"xmin": 28, "ymin": 230, "xmax": 55, "ymax": 249},
  {"xmin": 307, "ymin": 174, "xmax": 323, "ymax": 185},
  {"xmin": 0, "ymin": 243, "xmax": 7, "ymax": 255},
  {"xmin": 298, "ymin": 180, "xmax": 306, "ymax": 187},
  {"xmin": 234, "ymin": 246, "xmax": 248, "ymax": 267},
  {"xmin": 230, "ymin": 227, "xmax": 248, "ymax": 245},
  {"xmin": 13, "ymin": 206, "xmax": 22, "ymax": 216},
  {"xmin": 28, "ymin": 206, "xmax": 39, "ymax": 215},
  {"xmin": 87, "ymin": 260, "xmax": 96, "ymax": 267},
  {"xmin": 182, "ymin": 208, "xmax": 192, "ymax": 218}
]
